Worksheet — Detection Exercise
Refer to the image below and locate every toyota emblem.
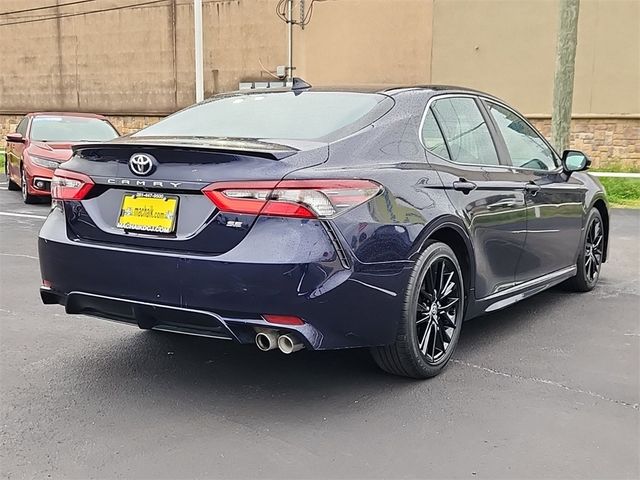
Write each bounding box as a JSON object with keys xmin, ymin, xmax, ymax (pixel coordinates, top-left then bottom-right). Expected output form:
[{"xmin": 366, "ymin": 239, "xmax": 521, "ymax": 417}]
[{"xmin": 129, "ymin": 153, "xmax": 156, "ymax": 176}]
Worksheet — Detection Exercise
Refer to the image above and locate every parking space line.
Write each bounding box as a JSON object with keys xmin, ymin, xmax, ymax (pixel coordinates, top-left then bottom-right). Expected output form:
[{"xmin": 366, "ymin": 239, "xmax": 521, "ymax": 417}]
[
  {"xmin": 0, "ymin": 212, "xmax": 48, "ymax": 220},
  {"xmin": 0, "ymin": 252, "xmax": 38, "ymax": 260}
]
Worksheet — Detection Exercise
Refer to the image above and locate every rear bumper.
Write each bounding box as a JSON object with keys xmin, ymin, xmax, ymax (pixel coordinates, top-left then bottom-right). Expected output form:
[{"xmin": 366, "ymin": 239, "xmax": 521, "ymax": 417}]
[
  {"xmin": 39, "ymin": 207, "xmax": 412, "ymax": 350},
  {"xmin": 40, "ymin": 289, "xmax": 322, "ymax": 345}
]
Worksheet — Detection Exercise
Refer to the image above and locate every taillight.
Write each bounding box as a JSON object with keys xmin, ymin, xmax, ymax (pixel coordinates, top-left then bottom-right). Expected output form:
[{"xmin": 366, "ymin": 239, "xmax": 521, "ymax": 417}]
[
  {"xmin": 51, "ymin": 169, "xmax": 94, "ymax": 201},
  {"xmin": 202, "ymin": 179, "xmax": 381, "ymax": 219}
]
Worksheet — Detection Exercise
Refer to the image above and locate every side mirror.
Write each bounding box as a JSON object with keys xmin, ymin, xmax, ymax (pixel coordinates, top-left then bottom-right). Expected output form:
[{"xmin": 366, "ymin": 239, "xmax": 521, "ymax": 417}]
[
  {"xmin": 562, "ymin": 150, "xmax": 590, "ymax": 174},
  {"xmin": 5, "ymin": 133, "xmax": 24, "ymax": 143}
]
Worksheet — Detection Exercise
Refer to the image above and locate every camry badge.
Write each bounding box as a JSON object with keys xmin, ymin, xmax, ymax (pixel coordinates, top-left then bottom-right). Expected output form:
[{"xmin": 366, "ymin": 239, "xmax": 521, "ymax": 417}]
[{"xmin": 129, "ymin": 153, "xmax": 156, "ymax": 176}]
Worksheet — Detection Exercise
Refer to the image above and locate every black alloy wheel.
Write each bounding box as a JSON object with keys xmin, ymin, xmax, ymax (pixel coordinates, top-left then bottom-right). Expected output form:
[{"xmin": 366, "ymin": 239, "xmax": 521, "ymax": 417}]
[
  {"xmin": 372, "ymin": 241, "xmax": 465, "ymax": 378},
  {"xmin": 565, "ymin": 208, "xmax": 605, "ymax": 292},
  {"xmin": 584, "ymin": 215, "xmax": 604, "ymax": 284},
  {"xmin": 416, "ymin": 256, "xmax": 461, "ymax": 365}
]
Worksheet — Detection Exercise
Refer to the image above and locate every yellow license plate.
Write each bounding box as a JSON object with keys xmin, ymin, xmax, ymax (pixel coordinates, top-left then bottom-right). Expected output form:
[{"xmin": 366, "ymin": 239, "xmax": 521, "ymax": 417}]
[{"xmin": 117, "ymin": 193, "xmax": 179, "ymax": 234}]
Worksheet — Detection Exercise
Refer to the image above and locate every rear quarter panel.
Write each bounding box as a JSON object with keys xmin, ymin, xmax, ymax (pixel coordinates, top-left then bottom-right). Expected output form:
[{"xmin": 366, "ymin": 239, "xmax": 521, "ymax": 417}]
[{"xmin": 284, "ymin": 90, "xmax": 461, "ymax": 265}]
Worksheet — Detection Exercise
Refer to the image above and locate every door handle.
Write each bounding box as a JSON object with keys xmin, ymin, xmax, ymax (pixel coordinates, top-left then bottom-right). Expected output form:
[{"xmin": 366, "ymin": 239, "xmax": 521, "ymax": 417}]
[
  {"xmin": 524, "ymin": 182, "xmax": 541, "ymax": 195},
  {"xmin": 452, "ymin": 179, "xmax": 477, "ymax": 194}
]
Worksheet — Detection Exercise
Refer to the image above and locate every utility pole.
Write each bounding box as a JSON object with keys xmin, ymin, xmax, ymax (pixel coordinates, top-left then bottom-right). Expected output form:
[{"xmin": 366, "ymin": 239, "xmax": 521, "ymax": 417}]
[
  {"xmin": 551, "ymin": 0, "xmax": 580, "ymax": 153},
  {"xmin": 287, "ymin": 0, "xmax": 294, "ymax": 81},
  {"xmin": 194, "ymin": 0, "xmax": 204, "ymax": 102}
]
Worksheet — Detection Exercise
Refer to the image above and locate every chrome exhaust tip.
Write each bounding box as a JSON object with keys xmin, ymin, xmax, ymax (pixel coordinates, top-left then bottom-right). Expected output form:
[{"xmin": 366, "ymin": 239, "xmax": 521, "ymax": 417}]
[
  {"xmin": 255, "ymin": 330, "xmax": 279, "ymax": 351},
  {"xmin": 277, "ymin": 333, "xmax": 304, "ymax": 354}
]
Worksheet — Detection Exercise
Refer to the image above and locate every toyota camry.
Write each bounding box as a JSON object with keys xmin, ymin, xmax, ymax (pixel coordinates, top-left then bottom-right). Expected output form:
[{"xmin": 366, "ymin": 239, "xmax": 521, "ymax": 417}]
[{"xmin": 38, "ymin": 82, "xmax": 609, "ymax": 378}]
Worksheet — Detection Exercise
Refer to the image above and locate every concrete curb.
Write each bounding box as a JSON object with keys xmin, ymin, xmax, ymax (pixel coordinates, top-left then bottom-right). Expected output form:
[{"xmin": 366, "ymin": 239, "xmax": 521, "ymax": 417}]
[{"xmin": 590, "ymin": 172, "xmax": 640, "ymax": 178}]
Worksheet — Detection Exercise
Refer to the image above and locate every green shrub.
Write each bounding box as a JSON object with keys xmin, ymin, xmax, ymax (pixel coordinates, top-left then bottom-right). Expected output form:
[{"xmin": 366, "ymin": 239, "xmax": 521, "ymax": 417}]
[{"xmin": 599, "ymin": 177, "xmax": 640, "ymax": 207}]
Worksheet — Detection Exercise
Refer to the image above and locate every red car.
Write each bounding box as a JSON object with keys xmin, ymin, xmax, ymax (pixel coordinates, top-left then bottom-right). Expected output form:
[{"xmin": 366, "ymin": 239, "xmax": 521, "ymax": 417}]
[{"xmin": 4, "ymin": 112, "xmax": 119, "ymax": 203}]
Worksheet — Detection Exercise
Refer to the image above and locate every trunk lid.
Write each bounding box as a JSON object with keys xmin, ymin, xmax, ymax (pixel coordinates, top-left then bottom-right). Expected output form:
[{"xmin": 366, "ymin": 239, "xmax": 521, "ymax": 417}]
[{"xmin": 60, "ymin": 137, "xmax": 328, "ymax": 254}]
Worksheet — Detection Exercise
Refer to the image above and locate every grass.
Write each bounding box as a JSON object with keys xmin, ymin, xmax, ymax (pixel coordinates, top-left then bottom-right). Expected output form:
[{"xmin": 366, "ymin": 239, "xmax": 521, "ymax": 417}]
[
  {"xmin": 597, "ymin": 177, "xmax": 640, "ymax": 208},
  {"xmin": 591, "ymin": 160, "xmax": 640, "ymax": 208},
  {"xmin": 0, "ymin": 150, "xmax": 4, "ymax": 174}
]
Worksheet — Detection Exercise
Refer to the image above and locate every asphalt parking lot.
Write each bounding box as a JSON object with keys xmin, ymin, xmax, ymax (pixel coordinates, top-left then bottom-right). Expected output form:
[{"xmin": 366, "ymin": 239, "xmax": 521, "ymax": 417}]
[{"xmin": 0, "ymin": 185, "xmax": 638, "ymax": 479}]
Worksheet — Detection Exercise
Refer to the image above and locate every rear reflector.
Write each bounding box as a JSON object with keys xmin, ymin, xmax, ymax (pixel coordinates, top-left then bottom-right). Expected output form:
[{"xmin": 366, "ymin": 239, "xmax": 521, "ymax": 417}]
[
  {"xmin": 263, "ymin": 314, "xmax": 305, "ymax": 326},
  {"xmin": 202, "ymin": 179, "xmax": 381, "ymax": 219},
  {"xmin": 51, "ymin": 169, "xmax": 94, "ymax": 201}
]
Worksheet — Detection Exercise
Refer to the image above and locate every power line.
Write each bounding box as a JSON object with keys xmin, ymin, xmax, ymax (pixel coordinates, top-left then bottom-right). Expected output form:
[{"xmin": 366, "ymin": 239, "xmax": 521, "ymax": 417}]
[
  {"xmin": 275, "ymin": 0, "xmax": 288, "ymax": 23},
  {"xmin": 0, "ymin": 0, "xmax": 102, "ymax": 17},
  {"xmin": 1, "ymin": 0, "xmax": 224, "ymax": 24},
  {"xmin": 276, "ymin": 0, "xmax": 320, "ymax": 27},
  {"xmin": 0, "ymin": 0, "xmax": 170, "ymax": 27},
  {"xmin": 300, "ymin": 0, "xmax": 317, "ymax": 27}
]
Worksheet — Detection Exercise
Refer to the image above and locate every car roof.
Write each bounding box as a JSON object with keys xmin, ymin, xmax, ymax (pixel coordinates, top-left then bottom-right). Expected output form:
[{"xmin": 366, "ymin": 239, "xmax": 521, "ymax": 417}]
[
  {"xmin": 225, "ymin": 84, "xmax": 498, "ymax": 100},
  {"xmin": 28, "ymin": 112, "xmax": 109, "ymax": 120},
  {"xmin": 381, "ymin": 85, "xmax": 488, "ymax": 95}
]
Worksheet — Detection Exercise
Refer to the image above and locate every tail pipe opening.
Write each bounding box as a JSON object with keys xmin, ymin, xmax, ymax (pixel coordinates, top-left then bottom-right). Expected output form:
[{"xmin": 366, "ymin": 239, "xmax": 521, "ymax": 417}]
[
  {"xmin": 254, "ymin": 329, "xmax": 305, "ymax": 354},
  {"xmin": 277, "ymin": 333, "xmax": 304, "ymax": 354},
  {"xmin": 255, "ymin": 329, "xmax": 279, "ymax": 351}
]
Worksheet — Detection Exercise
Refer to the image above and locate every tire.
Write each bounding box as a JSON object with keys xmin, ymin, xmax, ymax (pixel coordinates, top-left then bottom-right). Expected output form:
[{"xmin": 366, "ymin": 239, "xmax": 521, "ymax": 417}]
[
  {"xmin": 564, "ymin": 208, "xmax": 605, "ymax": 292},
  {"xmin": 371, "ymin": 241, "xmax": 465, "ymax": 379},
  {"xmin": 6, "ymin": 158, "xmax": 19, "ymax": 191},
  {"xmin": 21, "ymin": 167, "xmax": 38, "ymax": 204}
]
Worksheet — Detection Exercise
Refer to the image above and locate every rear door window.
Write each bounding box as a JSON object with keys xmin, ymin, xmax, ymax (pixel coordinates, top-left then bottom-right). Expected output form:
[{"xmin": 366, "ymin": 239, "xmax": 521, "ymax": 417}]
[
  {"xmin": 421, "ymin": 110, "xmax": 450, "ymax": 160},
  {"xmin": 430, "ymin": 97, "xmax": 500, "ymax": 166}
]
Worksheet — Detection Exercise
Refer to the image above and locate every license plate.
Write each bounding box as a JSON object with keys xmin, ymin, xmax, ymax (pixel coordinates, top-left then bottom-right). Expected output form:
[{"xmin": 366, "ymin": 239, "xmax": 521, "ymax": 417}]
[{"xmin": 117, "ymin": 193, "xmax": 179, "ymax": 234}]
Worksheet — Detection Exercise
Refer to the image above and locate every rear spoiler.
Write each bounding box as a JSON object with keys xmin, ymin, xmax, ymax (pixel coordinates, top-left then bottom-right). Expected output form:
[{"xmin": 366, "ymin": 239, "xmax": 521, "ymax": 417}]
[{"xmin": 71, "ymin": 138, "xmax": 313, "ymax": 161}]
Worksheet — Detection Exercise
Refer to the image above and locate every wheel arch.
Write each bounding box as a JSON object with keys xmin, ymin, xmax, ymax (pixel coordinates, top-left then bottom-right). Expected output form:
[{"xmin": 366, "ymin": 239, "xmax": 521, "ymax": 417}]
[
  {"xmin": 412, "ymin": 217, "xmax": 476, "ymax": 311},
  {"xmin": 592, "ymin": 197, "xmax": 609, "ymax": 262}
]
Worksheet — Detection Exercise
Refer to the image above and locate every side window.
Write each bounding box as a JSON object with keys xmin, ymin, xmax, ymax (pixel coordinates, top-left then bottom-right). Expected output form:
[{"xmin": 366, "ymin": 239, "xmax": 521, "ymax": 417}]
[
  {"xmin": 421, "ymin": 110, "xmax": 450, "ymax": 160},
  {"xmin": 431, "ymin": 97, "xmax": 500, "ymax": 166},
  {"xmin": 16, "ymin": 117, "xmax": 28, "ymax": 136},
  {"xmin": 487, "ymin": 103, "xmax": 557, "ymax": 171}
]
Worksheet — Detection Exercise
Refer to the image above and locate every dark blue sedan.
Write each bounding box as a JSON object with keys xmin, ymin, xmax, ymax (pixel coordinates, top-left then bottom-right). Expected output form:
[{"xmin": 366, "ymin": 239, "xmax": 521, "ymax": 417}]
[{"xmin": 38, "ymin": 82, "xmax": 608, "ymax": 378}]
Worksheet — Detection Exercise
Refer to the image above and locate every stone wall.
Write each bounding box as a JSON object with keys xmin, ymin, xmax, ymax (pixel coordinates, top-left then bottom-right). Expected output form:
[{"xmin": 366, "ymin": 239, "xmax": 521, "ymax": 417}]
[
  {"xmin": 0, "ymin": 115, "xmax": 22, "ymax": 142},
  {"xmin": 105, "ymin": 116, "xmax": 165, "ymax": 136},
  {"xmin": 2, "ymin": 113, "xmax": 638, "ymax": 170},
  {"xmin": 529, "ymin": 117, "xmax": 640, "ymax": 169}
]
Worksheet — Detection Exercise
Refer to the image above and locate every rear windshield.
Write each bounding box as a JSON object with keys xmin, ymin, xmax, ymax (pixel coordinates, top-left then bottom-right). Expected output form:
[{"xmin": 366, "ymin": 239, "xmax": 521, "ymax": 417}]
[
  {"xmin": 30, "ymin": 116, "xmax": 119, "ymax": 142},
  {"xmin": 133, "ymin": 92, "xmax": 391, "ymax": 141}
]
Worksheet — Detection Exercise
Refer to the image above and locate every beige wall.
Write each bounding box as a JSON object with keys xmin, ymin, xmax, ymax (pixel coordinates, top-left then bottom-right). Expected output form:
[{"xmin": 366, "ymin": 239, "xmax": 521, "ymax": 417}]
[
  {"xmin": 430, "ymin": 0, "xmax": 640, "ymax": 116},
  {"xmin": 1, "ymin": 0, "xmax": 637, "ymax": 116},
  {"xmin": 0, "ymin": 0, "xmax": 288, "ymax": 114},
  {"xmin": 2, "ymin": 0, "xmax": 179, "ymax": 114},
  {"xmin": 295, "ymin": 0, "xmax": 433, "ymax": 85}
]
